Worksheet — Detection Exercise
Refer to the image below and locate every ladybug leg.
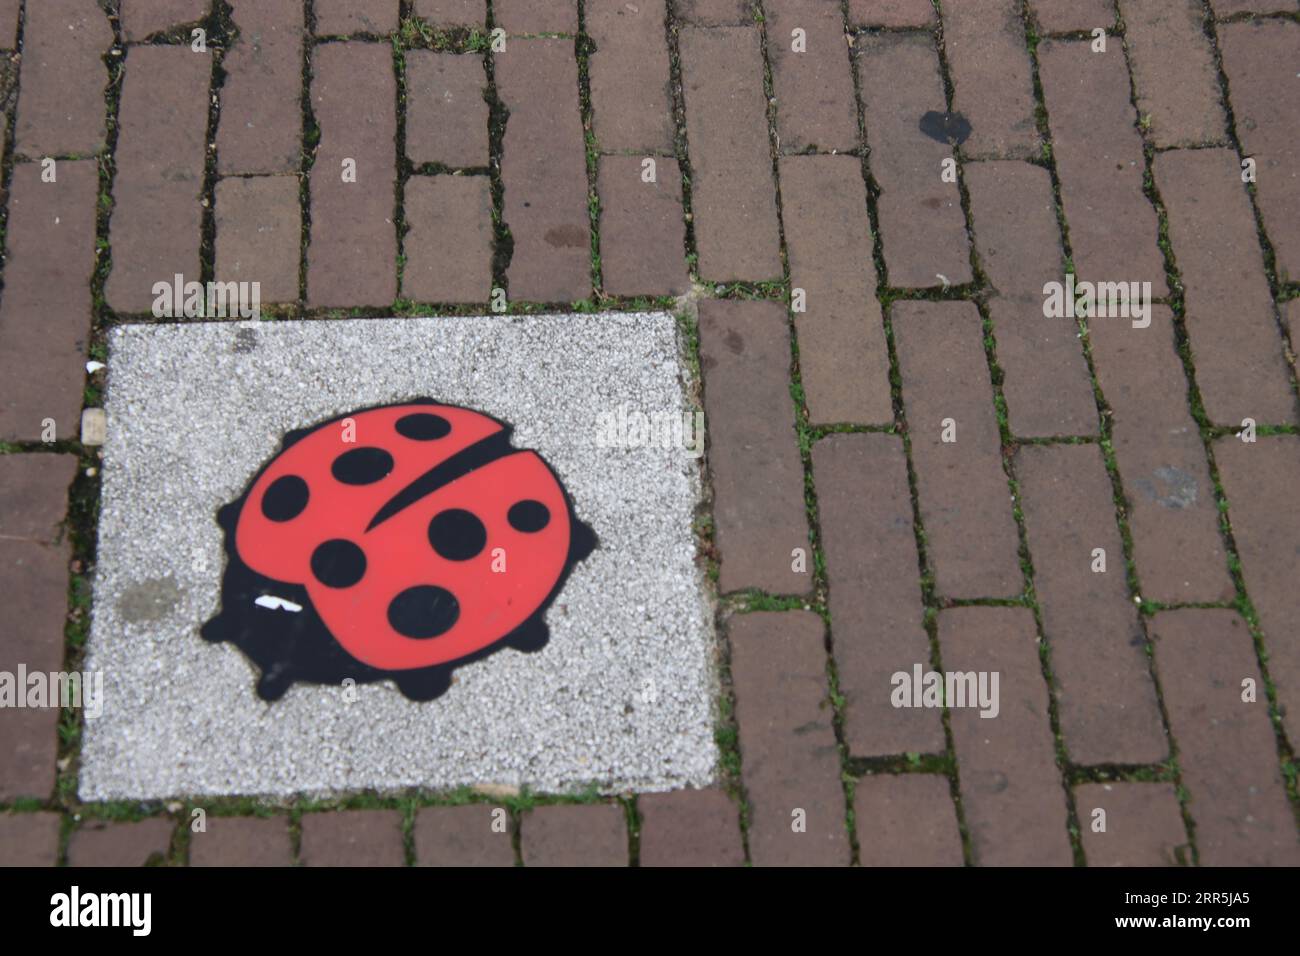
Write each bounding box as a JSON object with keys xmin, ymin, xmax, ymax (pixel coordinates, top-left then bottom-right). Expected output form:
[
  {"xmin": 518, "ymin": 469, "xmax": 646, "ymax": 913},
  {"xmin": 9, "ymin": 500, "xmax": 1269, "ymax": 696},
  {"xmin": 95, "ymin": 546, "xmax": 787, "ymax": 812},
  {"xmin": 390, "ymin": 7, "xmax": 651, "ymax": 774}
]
[
  {"xmin": 256, "ymin": 665, "xmax": 294, "ymax": 701},
  {"xmin": 502, "ymin": 617, "xmax": 550, "ymax": 654},
  {"xmin": 393, "ymin": 667, "xmax": 453, "ymax": 702}
]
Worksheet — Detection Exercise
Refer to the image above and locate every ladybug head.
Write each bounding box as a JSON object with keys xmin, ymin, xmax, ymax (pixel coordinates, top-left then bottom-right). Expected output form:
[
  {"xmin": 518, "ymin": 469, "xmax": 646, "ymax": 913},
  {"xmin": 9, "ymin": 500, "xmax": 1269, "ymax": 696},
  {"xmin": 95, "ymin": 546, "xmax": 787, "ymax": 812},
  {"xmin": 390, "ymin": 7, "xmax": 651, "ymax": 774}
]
[{"xmin": 201, "ymin": 400, "xmax": 596, "ymax": 702}]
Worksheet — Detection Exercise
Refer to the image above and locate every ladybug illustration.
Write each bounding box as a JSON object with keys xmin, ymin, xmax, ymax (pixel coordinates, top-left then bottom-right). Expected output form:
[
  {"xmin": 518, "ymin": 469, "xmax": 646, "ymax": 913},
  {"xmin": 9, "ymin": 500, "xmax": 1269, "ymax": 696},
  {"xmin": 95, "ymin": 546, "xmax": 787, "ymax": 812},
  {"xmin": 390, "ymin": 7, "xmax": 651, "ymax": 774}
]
[{"xmin": 201, "ymin": 399, "xmax": 596, "ymax": 702}]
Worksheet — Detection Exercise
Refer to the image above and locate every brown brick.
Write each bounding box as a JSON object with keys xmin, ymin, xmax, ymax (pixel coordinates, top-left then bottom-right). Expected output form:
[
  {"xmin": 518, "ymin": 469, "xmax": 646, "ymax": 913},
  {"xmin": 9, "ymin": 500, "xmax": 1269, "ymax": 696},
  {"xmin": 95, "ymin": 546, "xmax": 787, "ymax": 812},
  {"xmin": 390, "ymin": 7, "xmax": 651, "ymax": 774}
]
[
  {"xmin": 780, "ymin": 155, "xmax": 890, "ymax": 424},
  {"xmin": 0, "ymin": 813, "xmax": 61, "ymax": 866},
  {"xmin": 189, "ymin": 816, "xmax": 293, "ymax": 866},
  {"xmin": 856, "ymin": 34, "xmax": 971, "ymax": 289},
  {"xmin": 637, "ymin": 790, "xmax": 744, "ymax": 867},
  {"xmin": 697, "ymin": 300, "xmax": 810, "ymax": 595},
  {"xmin": 893, "ymin": 301, "xmax": 1022, "ymax": 599},
  {"xmin": 597, "ymin": 156, "xmax": 688, "ymax": 297},
  {"xmin": 1038, "ymin": 40, "xmax": 1167, "ymax": 295},
  {"xmin": 730, "ymin": 611, "xmax": 849, "ymax": 866},
  {"xmin": 218, "ymin": 0, "xmax": 303, "ymax": 175},
  {"xmin": 1075, "ymin": 783, "xmax": 1189, "ymax": 866},
  {"xmin": 846, "ymin": 0, "xmax": 935, "ymax": 28},
  {"xmin": 766, "ymin": 0, "xmax": 857, "ymax": 155},
  {"xmin": 680, "ymin": 26, "xmax": 782, "ymax": 282},
  {"xmin": 121, "ymin": 0, "xmax": 208, "ymax": 41},
  {"xmin": 1119, "ymin": 0, "xmax": 1226, "ymax": 149},
  {"xmin": 0, "ymin": 456, "xmax": 75, "ymax": 803},
  {"xmin": 214, "ymin": 176, "xmax": 301, "ymax": 305},
  {"xmin": 0, "ymin": 0, "xmax": 18, "ymax": 48},
  {"xmin": 68, "ymin": 819, "xmax": 173, "ymax": 866},
  {"xmin": 1155, "ymin": 149, "xmax": 1294, "ymax": 426},
  {"xmin": 1086, "ymin": 306, "xmax": 1234, "ymax": 604},
  {"xmin": 942, "ymin": 0, "xmax": 1039, "ymax": 160},
  {"xmin": 1029, "ymin": 0, "xmax": 1115, "ymax": 32},
  {"xmin": 0, "ymin": 162, "xmax": 99, "ymax": 442},
  {"xmin": 814, "ymin": 434, "xmax": 943, "ymax": 757},
  {"xmin": 14, "ymin": 0, "xmax": 112, "ymax": 158},
  {"xmin": 401, "ymin": 174, "xmax": 494, "ymax": 303},
  {"xmin": 413, "ymin": 0, "xmax": 485, "ymax": 27},
  {"xmin": 521, "ymin": 804, "xmax": 626, "ymax": 866},
  {"xmin": 494, "ymin": 0, "xmax": 576, "ymax": 34},
  {"xmin": 314, "ymin": 0, "xmax": 398, "ymax": 35},
  {"xmin": 966, "ymin": 161, "xmax": 1095, "ymax": 437},
  {"xmin": 1017, "ymin": 443, "xmax": 1166, "ymax": 764},
  {"xmin": 496, "ymin": 39, "xmax": 590, "ymax": 302},
  {"xmin": 414, "ymin": 804, "xmax": 516, "ymax": 866},
  {"xmin": 941, "ymin": 607, "xmax": 1074, "ymax": 866},
  {"xmin": 1152, "ymin": 609, "xmax": 1300, "ymax": 865},
  {"xmin": 307, "ymin": 42, "xmax": 397, "ymax": 308},
  {"xmin": 105, "ymin": 46, "xmax": 211, "ymax": 313},
  {"xmin": 1220, "ymin": 19, "xmax": 1300, "ymax": 283},
  {"xmin": 854, "ymin": 775, "xmax": 963, "ymax": 866},
  {"xmin": 299, "ymin": 809, "xmax": 405, "ymax": 866},
  {"xmin": 405, "ymin": 51, "xmax": 489, "ymax": 168},
  {"xmin": 676, "ymin": 0, "xmax": 751, "ymax": 25},
  {"xmin": 587, "ymin": 0, "xmax": 673, "ymax": 154},
  {"xmin": 1216, "ymin": 435, "xmax": 1300, "ymax": 744},
  {"xmin": 1211, "ymin": 0, "xmax": 1295, "ymax": 15}
]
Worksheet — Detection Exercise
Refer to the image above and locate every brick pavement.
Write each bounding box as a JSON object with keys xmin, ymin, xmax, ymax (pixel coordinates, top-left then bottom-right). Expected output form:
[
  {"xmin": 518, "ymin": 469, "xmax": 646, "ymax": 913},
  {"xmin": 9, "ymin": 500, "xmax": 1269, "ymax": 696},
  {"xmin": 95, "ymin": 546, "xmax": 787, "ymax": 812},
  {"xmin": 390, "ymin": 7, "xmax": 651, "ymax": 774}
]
[{"xmin": 0, "ymin": 1, "xmax": 1297, "ymax": 867}]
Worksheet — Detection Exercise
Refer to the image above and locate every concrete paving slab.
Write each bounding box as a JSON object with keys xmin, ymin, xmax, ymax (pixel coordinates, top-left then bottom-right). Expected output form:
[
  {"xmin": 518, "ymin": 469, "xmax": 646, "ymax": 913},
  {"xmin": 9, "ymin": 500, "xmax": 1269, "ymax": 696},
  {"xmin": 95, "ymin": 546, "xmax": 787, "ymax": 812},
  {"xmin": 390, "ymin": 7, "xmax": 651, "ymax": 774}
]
[{"xmin": 79, "ymin": 312, "xmax": 717, "ymax": 800}]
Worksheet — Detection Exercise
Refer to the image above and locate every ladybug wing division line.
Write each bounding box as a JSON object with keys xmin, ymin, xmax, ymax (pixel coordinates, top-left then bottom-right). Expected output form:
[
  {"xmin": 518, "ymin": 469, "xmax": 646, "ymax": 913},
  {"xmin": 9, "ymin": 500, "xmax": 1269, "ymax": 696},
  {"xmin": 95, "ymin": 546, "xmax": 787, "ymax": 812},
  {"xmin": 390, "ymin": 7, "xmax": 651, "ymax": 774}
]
[{"xmin": 201, "ymin": 399, "xmax": 597, "ymax": 702}]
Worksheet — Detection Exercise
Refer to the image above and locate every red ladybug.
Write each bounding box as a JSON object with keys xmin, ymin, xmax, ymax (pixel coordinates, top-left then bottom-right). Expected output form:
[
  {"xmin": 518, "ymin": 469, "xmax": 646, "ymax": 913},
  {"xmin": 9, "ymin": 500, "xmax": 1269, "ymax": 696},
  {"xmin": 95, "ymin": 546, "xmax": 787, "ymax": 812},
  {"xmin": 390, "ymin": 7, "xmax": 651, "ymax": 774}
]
[{"xmin": 201, "ymin": 400, "xmax": 596, "ymax": 701}]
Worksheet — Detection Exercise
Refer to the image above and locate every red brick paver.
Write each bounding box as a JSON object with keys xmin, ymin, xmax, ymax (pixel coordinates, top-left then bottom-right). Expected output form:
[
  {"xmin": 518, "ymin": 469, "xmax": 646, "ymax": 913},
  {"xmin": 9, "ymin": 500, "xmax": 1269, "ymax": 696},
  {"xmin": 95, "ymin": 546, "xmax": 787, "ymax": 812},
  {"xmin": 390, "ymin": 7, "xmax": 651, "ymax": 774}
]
[
  {"xmin": 68, "ymin": 818, "xmax": 174, "ymax": 866},
  {"xmin": 14, "ymin": 1, "xmax": 112, "ymax": 159},
  {"xmin": 218, "ymin": 0, "xmax": 304, "ymax": 176},
  {"xmin": 941, "ymin": 0, "xmax": 1040, "ymax": 161},
  {"xmin": 697, "ymin": 300, "xmax": 810, "ymax": 595},
  {"xmin": 893, "ymin": 300, "xmax": 1022, "ymax": 599},
  {"xmin": 1029, "ymin": 0, "xmax": 1115, "ymax": 33},
  {"xmin": 780, "ymin": 154, "xmax": 890, "ymax": 425},
  {"xmin": 940, "ymin": 607, "xmax": 1073, "ymax": 866},
  {"xmin": 402, "ymin": 175, "xmax": 494, "ymax": 303},
  {"xmin": 587, "ymin": 0, "xmax": 674, "ymax": 154},
  {"xmin": 414, "ymin": 0, "xmax": 484, "ymax": 27},
  {"xmin": 496, "ymin": 38, "xmax": 590, "ymax": 303},
  {"xmin": 856, "ymin": 33, "xmax": 971, "ymax": 289},
  {"xmin": 189, "ymin": 816, "xmax": 293, "ymax": 866},
  {"xmin": 813, "ymin": 433, "xmax": 943, "ymax": 758},
  {"xmin": 0, "ymin": 161, "xmax": 99, "ymax": 441},
  {"xmin": 676, "ymin": 0, "xmax": 751, "ymax": 26},
  {"xmin": 307, "ymin": 42, "xmax": 397, "ymax": 308},
  {"xmin": 854, "ymin": 774, "xmax": 963, "ymax": 867},
  {"xmin": 121, "ymin": 0, "xmax": 209, "ymax": 42},
  {"xmin": 414, "ymin": 804, "xmax": 516, "ymax": 866},
  {"xmin": 520, "ymin": 803, "xmax": 627, "ymax": 866},
  {"xmin": 1219, "ymin": 18, "xmax": 1300, "ymax": 284},
  {"xmin": 299, "ymin": 809, "xmax": 405, "ymax": 866},
  {"xmin": 214, "ymin": 176, "xmax": 302, "ymax": 305},
  {"xmin": 1151, "ymin": 610, "xmax": 1300, "ymax": 866},
  {"xmin": 846, "ymin": 0, "xmax": 934, "ymax": 29},
  {"xmin": 1155, "ymin": 148, "xmax": 1294, "ymax": 426},
  {"xmin": 679, "ymin": 25, "xmax": 782, "ymax": 283},
  {"xmin": 637, "ymin": 790, "xmax": 744, "ymax": 867},
  {"xmin": 0, "ymin": 812, "xmax": 61, "ymax": 866},
  {"xmin": 597, "ymin": 155, "xmax": 688, "ymax": 297},
  {"xmin": 1216, "ymin": 435, "xmax": 1300, "ymax": 745},
  {"xmin": 765, "ymin": 0, "xmax": 857, "ymax": 155},
  {"xmin": 105, "ymin": 45, "xmax": 211, "ymax": 313},
  {"xmin": 1075, "ymin": 783, "xmax": 1189, "ymax": 867},
  {"xmin": 314, "ymin": 0, "xmax": 399, "ymax": 36},
  {"xmin": 0, "ymin": 0, "xmax": 18, "ymax": 49},
  {"xmin": 730, "ymin": 611, "xmax": 849, "ymax": 866},
  {"xmin": 0, "ymin": 454, "xmax": 76, "ymax": 802},
  {"xmin": 494, "ymin": 0, "xmax": 577, "ymax": 35},
  {"xmin": 405, "ymin": 51, "xmax": 489, "ymax": 168},
  {"xmin": 1017, "ymin": 443, "xmax": 1167, "ymax": 765}
]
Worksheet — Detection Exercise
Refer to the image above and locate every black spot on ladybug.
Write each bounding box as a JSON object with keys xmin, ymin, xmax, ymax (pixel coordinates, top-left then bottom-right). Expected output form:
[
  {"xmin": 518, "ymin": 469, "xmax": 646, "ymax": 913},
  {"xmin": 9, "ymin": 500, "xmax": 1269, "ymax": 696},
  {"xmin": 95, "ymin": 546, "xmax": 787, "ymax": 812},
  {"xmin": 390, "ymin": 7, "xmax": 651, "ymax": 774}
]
[
  {"xmin": 310, "ymin": 539, "xmax": 367, "ymax": 589},
  {"xmin": 428, "ymin": 508, "xmax": 487, "ymax": 561},
  {"xmin": 509, "ymin": 499, "xmax": 550, "ymax": 533},
  {"xmin": 388, "ymin": 585, "xmax": 460, "ymax": 639},
  {"xmin": 261, "ymin": 475, "xmax": 309, "ymax": 522},
  {"xmin": 395, "ymin": 412, "xmax": 452, "ymax": 441},
  {"xmin": 332, "ymin": 446, "xmax": 394, "ymax": 485}
]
